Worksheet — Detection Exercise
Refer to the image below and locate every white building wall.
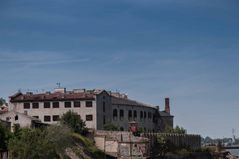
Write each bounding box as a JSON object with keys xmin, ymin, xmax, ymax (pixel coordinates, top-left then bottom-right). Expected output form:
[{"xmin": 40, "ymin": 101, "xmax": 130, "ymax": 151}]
[
  {"xmin": 0, "ymin": 111, "xmax": 33, "ymax": 131},
  {"xmin": 9, "ymin": 100, "xmax": 97, "ymax": 129}
]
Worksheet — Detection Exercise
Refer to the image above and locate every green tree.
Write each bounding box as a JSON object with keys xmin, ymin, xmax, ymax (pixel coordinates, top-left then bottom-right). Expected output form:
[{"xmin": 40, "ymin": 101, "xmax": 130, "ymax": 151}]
[
  {"xmin": 103, "ymin": 123, "xmax": 119, "ymax": 131},
  {"xmin": 8, "ymin": 125, "xmax": 73, "ymax": 159},
  {"xmin": 164, "ymin": 125, "xmax": 187, "ymax": 134},
  {"xmin": 0, "ymin": 123, "xmax": 11, "ymax": 151},
  {"xmin": 61, "ymin": 111, "xmax": 87, "ymax": 135},
  {"xmin": 155, "ymin": 136, "xmax": 175, "ymax": 158},
  {"xmin": 0, "ymin": 98, "xmax": 6, "ymax": 106}
]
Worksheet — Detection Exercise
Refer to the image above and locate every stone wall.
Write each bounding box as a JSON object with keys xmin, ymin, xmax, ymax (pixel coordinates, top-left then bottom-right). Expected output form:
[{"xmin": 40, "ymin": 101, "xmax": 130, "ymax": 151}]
[{"xmin": 94, "ymin": 130, "xmax": 150, "ymax": 158}]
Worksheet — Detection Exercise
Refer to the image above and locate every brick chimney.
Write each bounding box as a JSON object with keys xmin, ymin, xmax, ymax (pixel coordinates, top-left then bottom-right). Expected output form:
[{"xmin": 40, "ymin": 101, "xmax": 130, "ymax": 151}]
[{"xmin": 165, "ymin": 98, "xmax": 170, "ymax": 114}]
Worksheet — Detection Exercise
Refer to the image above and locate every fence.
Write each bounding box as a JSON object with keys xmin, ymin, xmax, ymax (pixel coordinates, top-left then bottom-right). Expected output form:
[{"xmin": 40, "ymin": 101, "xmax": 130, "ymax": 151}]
[{"xmin": 142, "ymin": 133, "xmax": 201, "ymax": 150}]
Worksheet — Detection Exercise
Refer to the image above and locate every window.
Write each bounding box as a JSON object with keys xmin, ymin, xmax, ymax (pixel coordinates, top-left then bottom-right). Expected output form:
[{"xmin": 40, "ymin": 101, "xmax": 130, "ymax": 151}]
[
  {"xmin": 120, "ymin": 109, "xmax": 124, "ymax": 120},
  {"xmin": 144, "ymin": 111, "xmax": 146, "ymax": 119},
  {"xmin": 64, "ymin": 101, "xmax": 71, "ymax": 108},
  {"xmin": 128, "ymin": 110, "xmax": 132, "ymax": 120},
  {"xmin": 103, "ymin": 102, "xmax": 105, "ymax": 112},
  {"xmin": 53, "ymin": 115, "xmax": 60, "ymax": 121},
  {"xmin": 44, "ymin": 116, "xmax": 51, "ymax": 122},
  {"xmin": 140, "ymin": 111, "xmax": 143, "ymax": 119},
  {"xmin": 103, "ymin": 115, "xmax": 106, "ymax": 124},
  {"xmin": 15, "ymin": 115, "xmax": 18, "ymax": 121},
  {"xmin": 113, "ymin": 109, "xmax": 118, "ymax": 117},
  {"xmin": 74, "ymin": 101, "xmax": 81, "ymax": 107},
  {"xmin": 6, "ymin": 117, "xmax": 10, "ymax": 121},
  {"xmin": 86, "ymin": 101, "xmax": 92, "ymax": 107},
  {"xmin": 32, "ymin": 102, "xmax": 39, "ymax": 109},
  {"xmin": 33, "ymin": 116, "xmax": 39, "ymax": 119},
  {"xmin": 53, "ymin": 102, "xmax": 59, "ymax": 108},
  {"xmin": 44, "ymin": 102, "xmax": 50, "ymax": 108},
  {"xmin": 24, "ymin": 103, "xmax": 30, "ymax": 109},
  {"xmin": 134, "ymin": 110, "xmax": 137, "ymax": 119},
  {"xmin": 148, "ymin": 112, "xmax": 152, "ymax": 119},
  {"xmin": 86, "ymin": 115, "xmax": 93, "ymax": 121}
]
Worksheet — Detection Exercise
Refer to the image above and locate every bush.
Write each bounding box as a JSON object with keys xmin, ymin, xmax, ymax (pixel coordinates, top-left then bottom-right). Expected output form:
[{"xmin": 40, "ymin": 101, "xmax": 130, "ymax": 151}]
[
  {"xmin": 61, "ymin": 110, "xmax": 88, "ymax": 135},
  {"xmin": 103, "ymin": 123, "xmax": 119, "ymax": 131},
  {"xmin": 0, "ymin": 123, "xmax": 11, "ymax": 151},
  {"xmin": 8, "ymin": 125, "xmax": 73, "ymax": 159}
]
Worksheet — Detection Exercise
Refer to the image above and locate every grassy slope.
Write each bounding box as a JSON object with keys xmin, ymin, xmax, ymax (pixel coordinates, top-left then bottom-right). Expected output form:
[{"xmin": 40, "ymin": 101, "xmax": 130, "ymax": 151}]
[{"xmin": 71, "ymin": 133, "xmax": 105, "ymax": 159}]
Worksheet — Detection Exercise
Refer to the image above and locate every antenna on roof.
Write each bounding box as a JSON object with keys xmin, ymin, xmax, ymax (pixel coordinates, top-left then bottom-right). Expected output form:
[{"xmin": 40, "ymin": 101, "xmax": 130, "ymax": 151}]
[{"xmin": 56, "ymin": 82, "xmax": 61, "ymax": 88}]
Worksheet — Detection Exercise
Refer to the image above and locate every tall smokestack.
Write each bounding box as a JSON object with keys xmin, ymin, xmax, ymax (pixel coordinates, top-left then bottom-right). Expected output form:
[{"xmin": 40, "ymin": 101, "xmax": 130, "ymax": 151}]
[{"xmin": 165, "ymin": 98, "xmax": 170, "ymax": 114}]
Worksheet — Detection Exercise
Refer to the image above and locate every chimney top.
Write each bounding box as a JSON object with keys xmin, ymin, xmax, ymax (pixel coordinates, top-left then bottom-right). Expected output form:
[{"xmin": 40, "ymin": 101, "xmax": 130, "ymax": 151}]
[{"xmin": 165, "ymin": 98, "xmax": 170, "ymax": 114}]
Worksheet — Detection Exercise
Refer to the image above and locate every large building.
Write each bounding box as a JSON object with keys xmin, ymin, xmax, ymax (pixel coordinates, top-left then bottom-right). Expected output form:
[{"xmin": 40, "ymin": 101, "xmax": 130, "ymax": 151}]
[{"xmin": 7, "ymin": 88, "xmax": 173, "ymax": 132}]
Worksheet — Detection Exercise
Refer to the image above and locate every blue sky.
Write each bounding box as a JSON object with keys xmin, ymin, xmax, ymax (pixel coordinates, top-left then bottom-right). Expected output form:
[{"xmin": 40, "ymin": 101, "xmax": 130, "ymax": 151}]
[{"xmin": 0, "ymin": 0, "xmax": 239, "ymax": 138}]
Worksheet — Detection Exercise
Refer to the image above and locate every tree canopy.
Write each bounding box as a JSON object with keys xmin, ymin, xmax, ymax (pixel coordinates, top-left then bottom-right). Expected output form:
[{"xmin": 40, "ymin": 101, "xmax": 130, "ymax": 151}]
[
  {"xmin": 0, "ymin": 98, "xmax": 6, "ymax": 106},
  {"xmin": 103, "ymin": 123, "xmax": 119, "ymax": 131},
  {"xmin": 61, "ymin": 110, "xmax": 87, "ymax": 135},
  {"xmin": 164, "ymin": 125, "xmax": 187, "ymax": 134},
  {"xmin": 0, "ymin": 123, "xmax": 11, "ymax": 151},
  {"xmin": 8, "ymin": 125, "xmax": 73, "ymax": 159}
]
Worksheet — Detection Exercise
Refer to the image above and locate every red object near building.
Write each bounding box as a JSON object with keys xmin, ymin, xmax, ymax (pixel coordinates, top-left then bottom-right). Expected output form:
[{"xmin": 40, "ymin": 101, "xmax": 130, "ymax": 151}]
[{"xmin": 129, "ymin": 121, "xmax": 138, "ymax": 133}]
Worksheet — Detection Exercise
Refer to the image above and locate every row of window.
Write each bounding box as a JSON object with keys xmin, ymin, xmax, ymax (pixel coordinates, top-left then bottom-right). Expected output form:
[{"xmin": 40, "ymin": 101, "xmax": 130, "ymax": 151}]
[
  {"xmin": 113, "ymin": 109, "xmax": 153, "ymax": 120},
  {"xmin": 33, "ymin": 114, "xmax": 93, "ymax": 122},
  {"xmin": 23, "ymin": 101, "xmax": 93, "ymax": 109}
]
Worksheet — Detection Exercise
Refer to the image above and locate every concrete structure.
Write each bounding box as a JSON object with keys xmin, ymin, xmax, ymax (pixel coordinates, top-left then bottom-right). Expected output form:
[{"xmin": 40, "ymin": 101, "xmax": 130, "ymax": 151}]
[
  {"xmin": 8, "ymin": 88, "xmax": 174, "ymax": 132},
  {"xmin": 0, "ymin": 110, "xmax": 42, "ymax": 131},
  {"xmin": 94, "ymin": 130, "xmax": 149, "ymax": 158}
]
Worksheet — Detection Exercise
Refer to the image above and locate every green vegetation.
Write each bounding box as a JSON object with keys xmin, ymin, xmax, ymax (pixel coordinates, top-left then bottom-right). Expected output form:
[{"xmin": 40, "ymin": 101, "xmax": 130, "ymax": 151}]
[
  {"xmin": 103, "ymin": 123, "xmax": 119, "ymax": 131},
  {"xmin": 1, "ymin": 110, "xmax": 105, "ymax": 159},
  {"xmin": 71, "ymin": 133, "xmax": 104, "ymax": 159},
  {"xmin": 61, "ymin": 110, "xmax": 88, "ymax": 135},
  {"xmin": 0, "ymin": 98, "xmax": 6, "ymax": 106},
  {"xmin": 0, "ymin": 123, "xmax": 11, "ymax": 151},
  {"xmin": 8, "ymin": 125, "xmax": 72, "ymax": 159},
  {"xmin": 164, "ymin": 125, "xmax": 187, "ymax": 134}
]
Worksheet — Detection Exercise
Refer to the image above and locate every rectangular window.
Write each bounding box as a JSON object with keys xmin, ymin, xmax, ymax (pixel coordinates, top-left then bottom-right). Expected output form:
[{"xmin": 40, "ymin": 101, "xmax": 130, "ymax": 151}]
[
  {"xmin": 86, "ymin": 115, "xmax": 93, "ymax": 121},
  {"xmin": 24, "ymin": 103, "xmax": 30, "ymax": 109},
  {"xmin": 32, "ymin": 102, "xmax": 39, "ymax": 109},
  {"xmin": 44, "ymin": 102, "xmax": 50, "ymax": 108},
  {"xmin": 103, "ymin": 115, "xmax": 106, "ymax": 125},
  {"xmin": 86, "ymin": 101, "xmax": 92, "ymax": 107},
  {"xmin": 120, "ymin": 109, "xmax": 124, "ymax": 120},
  {"xmin": 64, "ymin": 101, "xmax": 71, "ymax": 108},
  {"xmin": 33, "ymin": 116, "xmax": 39, "ymax": 119},
  {"xmin": 53, "ymin": 115, "xmax": 60, "ymax": 121},
  {"xmin": 74, "ymin": 101, "xmax": 81, "ymax": 107},
  {"xmin": 103, "ymin": 102, "xmax": 105, "ymax": 112},
  {"xmin": 134, "ymin": 110, "xmax": 137, "ymax": 119},
  {"xmin": 53, "ymin": 102, "xmax": 59, "ymax": 108},
  {"xmin": 44, "ymin": 116, "xmax": 51, "ymax": 122}
]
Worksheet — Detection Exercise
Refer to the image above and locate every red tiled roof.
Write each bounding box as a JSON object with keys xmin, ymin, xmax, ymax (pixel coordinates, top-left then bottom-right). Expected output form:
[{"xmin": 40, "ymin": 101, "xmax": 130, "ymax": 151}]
[{"xmin": 10, "ymin": 92, "xmax": 95, "ymax": 102}]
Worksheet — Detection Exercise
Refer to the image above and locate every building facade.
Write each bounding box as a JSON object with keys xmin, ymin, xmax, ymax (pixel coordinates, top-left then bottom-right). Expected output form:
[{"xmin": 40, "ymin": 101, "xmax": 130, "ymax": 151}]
[{"xmin": 8, "ymin": 88, "xmax": 173, "ymax": 132}]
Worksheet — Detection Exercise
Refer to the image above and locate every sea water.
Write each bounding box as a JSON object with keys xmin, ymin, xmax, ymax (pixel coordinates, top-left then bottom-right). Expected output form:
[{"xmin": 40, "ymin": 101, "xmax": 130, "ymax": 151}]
[{"xmin": 227, "ymin": 149, "xmax": 239, "ymax": 156}]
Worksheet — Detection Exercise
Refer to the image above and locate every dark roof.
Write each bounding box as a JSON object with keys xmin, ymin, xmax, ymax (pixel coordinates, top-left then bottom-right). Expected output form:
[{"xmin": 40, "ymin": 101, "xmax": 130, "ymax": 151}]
[
  {"xmin": 111, "ymin": 96, "xmax": 156, "ymax": 109},
  {"xmin": 10, "ymin": 92, "xmax": 95, "ymax": 102}
]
